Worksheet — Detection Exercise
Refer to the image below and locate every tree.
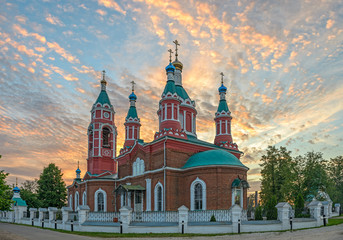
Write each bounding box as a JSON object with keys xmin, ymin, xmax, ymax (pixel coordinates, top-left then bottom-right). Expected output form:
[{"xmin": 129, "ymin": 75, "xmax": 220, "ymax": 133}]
[
  {"xmin": 294, "ymin": 193, "xmax": 305, "ymax": 217},
  {"xmin": 0, "ymin": 169, "xmax": 13, "ymax": 211},
  {"xmin": 327, "ymin": 156, "xmax": 343, "ymax": 205},
  {"xmin": 260, "ymin": 146, "xmax": 296, "ymax": 204},
  {"xmin": 255, "ymin": 205, "xmax": 263, "ymax": 220},
  {"xmin": 20, "ymin": 179, "xmax": 42, "ymax": 209},
  {"xmin": 37, "ymin": 163, "xmax": 67, "ymax": 208},
  {"xmin": 301, "ymin": 152, "xmax": 329, "ymax": 200}
]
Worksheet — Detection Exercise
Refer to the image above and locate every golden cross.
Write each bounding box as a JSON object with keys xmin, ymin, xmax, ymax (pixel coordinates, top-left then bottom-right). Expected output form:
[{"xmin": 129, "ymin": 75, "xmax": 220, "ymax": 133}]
[
  {"xmin": 220, "ymin": 72, "xmax": 224, "ymax": 85},
  {"xmin": 130, "ymin": 80, "xmax": 136, "ymax": 92},
  {"xmin": 168, "ymin": 49, "xmax": 173, "ymax": 63},
  {"xmin": 102, "ymin": 70, "xmax": 106, "ymax": 80},
  {"xmin": 173, "ymin": 40, "xmax": 180, "ymax": 60},
  {"xmin": 78, "ymin": 161, "xmax": 79, "ymax": 169},
  {"xmin": 16, "ymin": 177, "xmax": 18, "ymax": 187}
]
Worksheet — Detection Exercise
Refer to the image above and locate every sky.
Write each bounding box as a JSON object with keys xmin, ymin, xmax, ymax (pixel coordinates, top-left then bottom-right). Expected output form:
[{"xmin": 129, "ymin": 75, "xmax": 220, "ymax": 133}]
[{"xmin": 0, "ymin": 0, "xmax": 342, "ymax": 194}]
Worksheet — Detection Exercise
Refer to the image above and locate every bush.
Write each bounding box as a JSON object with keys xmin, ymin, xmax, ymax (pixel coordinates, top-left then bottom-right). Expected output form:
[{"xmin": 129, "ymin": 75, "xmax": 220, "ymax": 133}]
[
  {"xmin": 255, "ymin": 206, "xmax": 263, "ymax": 220},
  {"xmin": 210, "ymin": 215, "xmax": 216, "ymax": 222},
  {"xmin": 265, "ymin": 195, "xmax": 277, "ymax": 220}
]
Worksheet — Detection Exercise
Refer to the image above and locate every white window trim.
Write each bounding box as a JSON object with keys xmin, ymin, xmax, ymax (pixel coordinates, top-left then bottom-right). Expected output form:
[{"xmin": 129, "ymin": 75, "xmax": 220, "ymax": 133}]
[
  {"xmin": 190, "ymin": 177, "xmax": 206, "ymax": 210},
  {"xmin": 154, "ymin": 182, "xmax": 164, "ymax": 211},
  {"xmin": 231, "ymin": 186, "xmax": 243, "ymax": 207},
  {"xmin": 82, "ymin": 191, "xmax": 87, "ymax": 205},
  {"xmin": 133, "ymin": 158, "xmax": 145, "ymax": 176},
  {"xmin": 94, "ymin": 188, "xmax": 107, "ymax": 212},
  {"xmin": 74, "ymin": 191, "xmax": 79, "ymax": 210}
]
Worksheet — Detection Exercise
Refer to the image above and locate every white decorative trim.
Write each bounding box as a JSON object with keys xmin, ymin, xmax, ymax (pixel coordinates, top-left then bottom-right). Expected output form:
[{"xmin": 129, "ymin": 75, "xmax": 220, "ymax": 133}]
[
  {"xmin": 74, "ymin": 191, "xmax": 79, "ymax": 210},
  {"xmin": 231, "ymin": 186, "xmax": 243, "ymax": 207},
  {"xmin": 94, "ymin": 188, "xmax": 107, "ymax": 212},
  {"xmin": 69, "ymin": 194, "xmax": 73, "ymax": 209},
  {"xmin": 82, "ymin": 191, "xmax": 87, "ymax": 205},
  {"xmin": 132, "ymin": 158, "xmax": 145, "ymax": 176},
  {"xmin": 146, "ymin": 179, "xmax": 152, "ymax": 211},
  {"xmin": 190, "ymin": 177, "xmax": 206, "ymax": 210},
  {"xmin": 154, "ymin": 182, "xmax": 163, "ymax": 211}
]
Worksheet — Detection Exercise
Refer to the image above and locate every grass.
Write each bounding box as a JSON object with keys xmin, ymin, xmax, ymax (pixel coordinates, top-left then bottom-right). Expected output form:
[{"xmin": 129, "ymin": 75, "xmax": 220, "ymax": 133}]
[{"xmin": 327, "ymin": 217, "xmax": 343, "ymax": 226}]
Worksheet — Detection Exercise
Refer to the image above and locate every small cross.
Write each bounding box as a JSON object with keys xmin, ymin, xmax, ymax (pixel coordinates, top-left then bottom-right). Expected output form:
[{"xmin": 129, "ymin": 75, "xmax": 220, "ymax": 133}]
[
  {"xmin": 16, "ymin": 177, "xmax": 18, "ymax": 187},
  {"xmin": 77, "ymin": 161, "xmax": 79, "ymax": 169},
  {"xmin": 173, "ymin": 40, "xmax": 180, "ymax": 59},
  {"xmin": 102, "ymin": 70, "xmax": 106, "ymax": 80},
  {"xmin": 220, "ymin": 72, "xmax": 224, "ymax": 85},
  {"xmin": 130, "ymin": 80, "xmax": 136, "ymax": 92},
  {"xmin": 168, "ymin": 49, "xmax": 173, "ymax": 63}
]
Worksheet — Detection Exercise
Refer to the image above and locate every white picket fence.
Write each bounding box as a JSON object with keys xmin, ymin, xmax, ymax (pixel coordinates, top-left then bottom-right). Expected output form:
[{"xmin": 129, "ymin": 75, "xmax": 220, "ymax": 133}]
[
  {"xmin": 189, "ymin": 209, "xmax": 231, "ymax": 222},
  {"xmin": 132, "ymin": 211, "xmax": 179, "ymax": 222},
  {"xmin": 87, "ymin": 212, "xmax": 120, "ymax": 222}
]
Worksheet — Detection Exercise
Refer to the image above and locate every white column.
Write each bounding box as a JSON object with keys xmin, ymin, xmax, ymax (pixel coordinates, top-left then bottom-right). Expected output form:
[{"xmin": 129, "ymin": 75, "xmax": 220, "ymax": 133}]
[
  {"xmin": 191, "ymin": 113, "xmax": 194, "ymax": 132},
  {"xmin": 171, "ymin": 103, "xmax": 174, "ymax": 119},
  {"xmin": 146, "ymin": 179, "xmax": 151, "ymax": 211},
  {"xmin": 219, "ymin": 120, "xmax": 222, "ymax": 134},
  {"xmin": 164, "ymin": 104, "xmax": 167, "ymax": 120}
]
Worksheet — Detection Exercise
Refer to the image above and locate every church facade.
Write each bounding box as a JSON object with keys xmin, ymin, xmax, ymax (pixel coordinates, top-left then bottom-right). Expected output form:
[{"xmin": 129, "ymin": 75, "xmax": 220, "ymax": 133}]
[{"xmin": 67, "ymin": 42, "xmax": 249, "ymax": 212}]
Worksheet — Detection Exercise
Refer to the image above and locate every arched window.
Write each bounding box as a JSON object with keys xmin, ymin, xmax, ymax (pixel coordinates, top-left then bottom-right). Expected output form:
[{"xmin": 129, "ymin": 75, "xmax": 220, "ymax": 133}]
[
  {"xmin": 94, "ymin": 188, "xmax": 107, "ymax": 212},
  {"xmin": 82, "ymin": 191, "xmax": 87, "ymax": 205},
  {"xmin": 103, "ymin": 127, "xmax": 110, "ymax": 147},
  {"xmin": 194, "ymin": 183, "xmax": 202, "ymax": 210},
  {"xmin": 132, "ymin": 158, "xmax": 145, "ymax": 176},
  {"xmin": 75, "ymin": 192, "xmax": 79, "ymax": 210},
  {"xmin": 190, "ymin": 177, "xmax": 206, "ymax": 210},
  {"xmin": 154, "ymin": 182, "xmax": 163, "ymax": 211}
]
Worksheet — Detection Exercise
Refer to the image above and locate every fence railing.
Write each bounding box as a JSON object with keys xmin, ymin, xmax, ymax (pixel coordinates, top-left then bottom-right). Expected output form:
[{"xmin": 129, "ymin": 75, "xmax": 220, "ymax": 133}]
[
  {"xmin": 87, "ymin": 212, "xmax": 120, "ymax": 222},
  {"xmin": 188, "ymin": 209, "xmax": 231, "ymax": 222},
  {"xmin": 23, "ymin": 211, "xmax": 30, "ymax": 218},
  {"xmin": 132, "ymin": 211, "xmax": 179, "ymax": 222}
]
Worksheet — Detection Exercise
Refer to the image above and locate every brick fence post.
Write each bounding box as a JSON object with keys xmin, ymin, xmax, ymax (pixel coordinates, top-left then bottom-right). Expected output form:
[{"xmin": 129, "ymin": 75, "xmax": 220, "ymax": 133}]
[
  {"xmin": 275, "ymin": 202, "xmax": 291, "ymax": 230},
  {"xmin": 119, "ymin": 206, "xmax": 132, "ymax": 233},
  {"xmin": 178, "ymin": 205, "xmax": 189, "ymax": 233}
]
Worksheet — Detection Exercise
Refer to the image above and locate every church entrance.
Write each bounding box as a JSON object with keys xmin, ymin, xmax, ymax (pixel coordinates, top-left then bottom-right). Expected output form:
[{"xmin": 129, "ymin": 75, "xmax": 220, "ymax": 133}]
[{"xmin": 134, "ymin": 191, "xmax": 143, "ymax": 212}]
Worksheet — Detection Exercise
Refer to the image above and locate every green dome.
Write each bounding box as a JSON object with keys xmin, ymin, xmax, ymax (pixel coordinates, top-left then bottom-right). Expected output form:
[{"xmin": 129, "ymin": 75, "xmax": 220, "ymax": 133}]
[
  {"xmin": 126, "ymin": 106, "xmax": 138, "ymax": 119},
  {"xmin": 217, "ymin": 99, "xmax": 229, "ymax": 113},
  {"xmin": 182, "ymin": 149, "xmax": 247, "ymax": 169},
  {"xmin": 175, "ymin": 85, "xmax": 190, "ymax": 100}
]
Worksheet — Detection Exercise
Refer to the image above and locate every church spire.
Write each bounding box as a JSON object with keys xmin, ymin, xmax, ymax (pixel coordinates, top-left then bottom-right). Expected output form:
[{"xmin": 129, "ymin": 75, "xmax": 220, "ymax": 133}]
[
  {"xmin": 214, "ymin": 72, "xmax": 236, "ymax": 149},
  {"xmin": 101, "ymin": 70, "xmax": 107, "ymax": 91},
  {"xmin": 123, "ymin": 81, "xmax": 141, "ymax": 149}
]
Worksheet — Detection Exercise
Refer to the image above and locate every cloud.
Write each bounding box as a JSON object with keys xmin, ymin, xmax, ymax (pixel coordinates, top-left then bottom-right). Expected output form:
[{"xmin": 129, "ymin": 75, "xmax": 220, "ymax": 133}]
[
  {"xmin": 47, "ymin": 42, "xmax": 80, "ymax": 64},
  {"xmin": 45, "ymin": 14, "xmax": 65, "ymax": 26},
  {"xmin": 97, "ymin": 0, "xmax": 126, "ymax": 15},
  {"xmin": 96, "ymin": 9, "xmax": 107, "ymax": 16},
  {"xmin": 326, "ymin": 19, "xmax": 334, "ymax": 29}
]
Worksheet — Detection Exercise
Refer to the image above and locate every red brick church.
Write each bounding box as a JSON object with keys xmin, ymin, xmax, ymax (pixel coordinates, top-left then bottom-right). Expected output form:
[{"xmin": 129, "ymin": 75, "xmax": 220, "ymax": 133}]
[{"xmin": 67, "ymin": 41, "xmax": 249, "ymax": 212}]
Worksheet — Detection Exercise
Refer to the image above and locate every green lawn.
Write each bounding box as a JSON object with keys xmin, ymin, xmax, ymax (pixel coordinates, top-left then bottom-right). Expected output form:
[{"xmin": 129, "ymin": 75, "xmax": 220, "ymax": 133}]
[{"xmin": 327, "ymin": 217, "xmax": 343, "ymax": 226}]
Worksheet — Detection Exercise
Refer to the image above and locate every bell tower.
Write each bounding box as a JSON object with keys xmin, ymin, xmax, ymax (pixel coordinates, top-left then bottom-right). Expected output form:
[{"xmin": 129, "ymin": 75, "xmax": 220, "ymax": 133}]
[
  {"xmin": 87, "ymin": 70, "xmax": 117, "ymax": 175},
  {"xmin": 214, "ymin": 73, "xmax": 240, "ymax": 154}
]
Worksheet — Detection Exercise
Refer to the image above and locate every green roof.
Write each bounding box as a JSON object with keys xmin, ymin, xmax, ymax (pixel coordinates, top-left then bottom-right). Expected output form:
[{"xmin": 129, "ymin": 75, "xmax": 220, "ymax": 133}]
[
  {"xmin": 163, "ymin": 80, "xmax": 176, "ymax": 95},
  {"xmin": 175, "ymin": 85, "xmax": 190, "ymax": 100},
  {"xmin": 126, "ymin": 106, "xmax": 138, "ymax": 119},
  {"xmin": 182, "ymin": 149, "xmax": 247, "ymax": 169},
  {"xmin": 231, "ymin": 178, "xmax": 250, "ymax": 188},
  {"xmin": 95, "ymin": 90, "xmax": 112, "ymax": 106},
  {"xmin": 13, "ymin": 198, "xmax": 27, "ymax": 207},
  {"xmin": 217, "ymin": 99, "xmax": 229, "ymax": 113},
  {"xmin": 115, "ymin": 184, "xmax": 145, "ymax": 192}
]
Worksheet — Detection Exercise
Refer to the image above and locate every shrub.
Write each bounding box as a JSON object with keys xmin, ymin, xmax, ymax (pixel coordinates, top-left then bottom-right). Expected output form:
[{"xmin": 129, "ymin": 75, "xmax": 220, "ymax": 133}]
[
  {"xmin": 210, "ymin": 215, "xmax": 216, "ymax": 222},
  {"xmin": 265, "ymin": 195, "xmax": 277, "ymax": 220},
  {"xmin": 295, "ymin": 193, "xmax": 305, "ymax": 218},
  {"xmin": 255, "ymin": 206, "xmax": 263, "ymax": 220}
]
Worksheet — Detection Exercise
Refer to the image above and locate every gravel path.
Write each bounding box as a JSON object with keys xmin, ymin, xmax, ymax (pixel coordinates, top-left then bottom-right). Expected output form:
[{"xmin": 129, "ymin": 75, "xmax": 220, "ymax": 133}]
[{"xmin": 0, "ymin": 222, "xmax": 342, "ymax": 240}]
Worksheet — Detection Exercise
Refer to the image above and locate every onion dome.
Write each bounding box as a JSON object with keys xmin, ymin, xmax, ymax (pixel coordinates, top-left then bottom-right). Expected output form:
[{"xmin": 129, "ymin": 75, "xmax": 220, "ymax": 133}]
[
  {"xmin": 172, "ymin": 59, "xmax": 183, "ymax": 71},
  {"xmin": 218, "ymin": 84, "xmax": 227, "ymax": 93},
  {"xmin": 129, "ymin": 92, "xmax": 137, "ymax": 101},
  {"xmin": 13, "ymin": 186, "xmax": 20, "ymax": 193},
  {"xmin": 165, "ymin": 62, "xmax": 176, "ymax": 73},
  {"xmin": 76, "ymin": 168, "xmax": 81, "ymax": 174}
]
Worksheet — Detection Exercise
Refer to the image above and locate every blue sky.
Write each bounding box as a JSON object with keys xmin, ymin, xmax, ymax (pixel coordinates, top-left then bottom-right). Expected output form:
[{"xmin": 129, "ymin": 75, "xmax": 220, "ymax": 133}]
[{"xmin": 0, "ymin": 0, "xmax": 342, "ymax": 193}]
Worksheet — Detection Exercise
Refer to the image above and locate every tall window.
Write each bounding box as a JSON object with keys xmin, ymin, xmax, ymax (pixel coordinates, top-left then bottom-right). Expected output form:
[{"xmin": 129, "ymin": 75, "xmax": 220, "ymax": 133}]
[
  {"xmin": 194, "ymin": 183, "xmax": 203, "ymax": 210},
  {"xmin": 75, "ymin": 192, "xmax": 79, "ymax": 210},
  {"xmin": 103, "ymin": 127, "xmax": 110, "ymax": 147},
  {"xmin": 97, "ymin": 192, "xmax": 104, "ymax": 211},
  {"xmin": 157, "ymin": 186, "xmax": 162, "ymax": 211},
  {"xmin": 190, "ymin": 178, "xmax": 206, "ymax": 210},
  {"xmin": 94, "ymin": 188, "xmax": 107, "ymax": 212},
  {"xmin": 82, "ymin": 192, "xmax": 87, "ymax": 205},
  {"xmin": 154, "ymin": 182, "xmax": 163, "ymax": 211}
]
